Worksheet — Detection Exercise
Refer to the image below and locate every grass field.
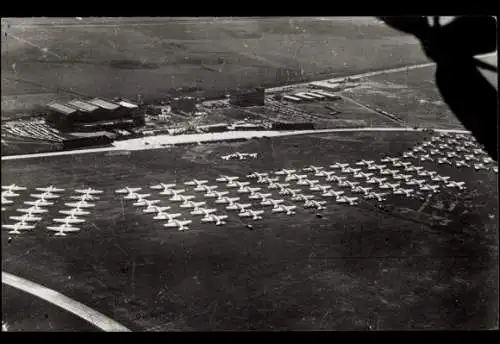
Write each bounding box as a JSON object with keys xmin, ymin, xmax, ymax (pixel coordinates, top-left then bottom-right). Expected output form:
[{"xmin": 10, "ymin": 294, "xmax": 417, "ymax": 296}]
[
  {"xmin": 2, "ymin": 131, "xmax": 498, "ymax": 331},
  {"xmin": 1, "ymin": 17, "xmax": 429, "ymax": 115}
]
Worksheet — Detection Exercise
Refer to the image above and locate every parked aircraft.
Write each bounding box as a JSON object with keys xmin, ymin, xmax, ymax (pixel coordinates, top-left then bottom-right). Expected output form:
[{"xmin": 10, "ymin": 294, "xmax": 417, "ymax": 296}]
[
  {"xmin": 464, "ymin": 154, "xmax": 479, "ymax": 162},
  {"xmin": 1, "ymin": 197, "xmax": 13, "ymax": 205},
  {"xmin": 446, "ymin": 151, "xmax": 459, "ymax": 158},
  {"xmin": 238, "ymin": 209, "xmax": 264, "ymax": 220},
  {"xmin": 279, "ymin": 187, "xmax": 303, "ymax": 196},
  {"xmin": 17, "ymin": 205, "xmax": 49, "ymax": 214},
  {"xmin": 75, "ymin": 187, "xmax": 104, "ymax": 195},
  {"xmin": 275, "ymin": 169, "xmax": 297, "ymax": 176},
  {"xmin": 402, "ymin": 152, "xmax": 418, "ymax": 159},
  {"xmin": 237, "ymin": 186, "xmax": 261, "ymax": 194},
  {"xmin": 381, "ymin": 157, "xmax": 400, "ymax": 163},
  {"xmin": 336, "ymin": 196, "xmax": 359, "ymax": 205},
  {"xmin": 380, "ymin": 182, "xmax": 401, "ymax": 191},
  {"xmin": 9, "ymin": 214, "xmax": 42, "ymax": 222},
  {"xmin": 47, "ymin": 223, "xmax": 80, "ymax": 236},
  {"xmin": 474, "ymin": 163, "xmax": 488, "ymax": 171},
  {"xmin": 256, "ymin": 176, "xmax": 279, "ymax": 184},
  {"xmin": 205, "ymin": 190, "xmax": 229, "ymax": 198},
  {"xmin": 180, "ymin": 200, "xmax": 206, "ymax": 209},
  {"xmin": 53, "ymin": 215, "xmax": 86, "ymax": 224},
  {"xmin": 405, "ymin": 166, "xmax": 424, "ymax": 172},
  {"xmin": 170, "ymin": 194, "xmax": 195, "ymax": 202},
  {"xmin": 141, "ymin": 205, "xmax": 170, "ymax": 214},
  {"xmin": 134, "ymin": 199, "xmax": 161, "ymax": 207},
  {"xmin": 285, "ymin": 173, "xmax": 308, "ymax": 182},
  {"xmin": 432, "ymin": 175, "xmax": 451, "ymax": 183},
  {"xmin": 366, "ymin": 177, "xmax": 387, "ymax": 185},
  {"xmin": 59, "ymin": 208, "xmax": 90, "ymax": 216},
  {"xmin": 69, "ymin": 193, "xmax": 99, "ymax": 202},
  {"xmin": 261, "ymin": 198, "xmax": 285, "ymax": 207},
  {"xmin": 194, "ymin": 185, "xmax": 218, "ymax": 193},
  {"xmin": 419, "ymin": 154, "xmax": 434, "ymax": 162},
  {"xmin": 35, "ymin": 185, "xmax": 65, "ymax": 193},
  {"xmin": 2, "ymin": 184, "xmax": 27, "ymax": 192},
  {"xmin": 364, "ymin": 192, "xmax": 389, "ymax": 202},
  {"xmin": 302, "ymin": 165, "xmax": 324, "ymax": 173},
  {"xmin": 158, "ymin": 187, "xmax": 185, "ymax": 196},
  {"xmin": 393, "ymin": 188, "xmax": 415, "ymax": 197},
  {"xmin": 329, "ymin": 163, "xmax": 349, "ymax": 170},
  {"xmin": 296, "ymin": 179, "xmax": 319, "ymax": 187},
  {"xmin": 407, "ymin": 179, "xmax": 427, "ymax": 186},
  {"xmin": 367, "ymin": 164, "xmax": 386, "ymax": 171},
  {"xmin": 304, "ymin": 200, "xmax": 327, "ymax": 210},
  {"xmin": 215, "ymin": 196, "xmax": 240, "ymax": 205},
  {"xmin": 309, "ymin": 184, "xmax": 332, "ymax": 193},
  {"xmin": 437, "ymin": 157, "xmax": 453, "ymax": 165},
  {"xmin": 271, "ymin": 204, "xmax": 297, "ymax": 215},
  {"xmin": 446, "ymin": 181, "xmax": 466, "ymax": 190},
  {"xmin": 352, "ymin": 186, "xmax": 372, "ymax": 195},
  {"xmin": 3, "ymin": 222, "xmax": 35, "ymax": 234},
  {"xmin": 326, "ymin": 175, "xmax": 347, "ymax": 183},
  {"xmin": 315, "ymin": 170, "xmax": 336, "ymax": 178},
  {"xmin": 227, "ymin": 181, "xmax": 250, "ymax": 189},
  {"xmin": 393, "ymin": 174, "xmax": 413, "ymax": 181},
  {"xmin": 421, "ymin": 184, "xmax": 440, "ymax": 192},
  {"xmin": 153, "ymin": 212, "xmax": 181, "ymax": 221},
  {"xmin": 150, "ymin": 183, "xmax": 176, "ymax": 191},
  {"xmin": 267, "ymin": 182, "xmax": 290, "ymax": 190},
  {"xmin": 418, "ymin": 170, "xmax": 437, "ymax": 177},
  {"xmin": 64, "ymin": 200, "xmax": 95, "ymax": 208},
  {"xmin": 115, "ymin": 187, "xmax": 142, "ymax": 194},
  {"xmin": 226, "ymin": 202, "xmax": 252, "ymax": 212},
  {"xmin": 248, "ymin": 192, "xmax": 272, "ymax": 200},
  {"xmin": 216, "ymin": 175, "xmax": 239, "ymax": 183},
  {"xmin": 291, "ymin": 194, "xmax": 315, "ymax": 202},
  {"xmin": 246, "ymin": 172, "xmax": 269, "ymax": 179},
  {"xmin": 2, "ymin": 190, "xmax": 20, "ymax": 198},
  {"xmin": 184, "ymin": 179, "xmax": 209, "ymax": 187},
  {"xmin": 201, "ymin": 214, "xmax": 228, "ymax": 226},
  {"xmin": 356, "ymin": 160, "xmax": 375, "ymax": 166},
  {"xmin": 482, "ymin": 157, "xmax": 494, "ymax": 164},
  {"xmin": 126, "ymin": 192, "xmax": 150, "ymax": 202},
  {"xmin": 30, "ymin": 192, "xmax": 60, "ymax": 199},
  {"xmin": 322, "ymin": 190, "xmax": 344, "ymax": 198},
  {"xmin": 164, "ymin": 219, "xmax": 192, "ymax": 231},
  {"xmin": 190, "ymin": 207, "xmax": 216, "ymax": 216}
]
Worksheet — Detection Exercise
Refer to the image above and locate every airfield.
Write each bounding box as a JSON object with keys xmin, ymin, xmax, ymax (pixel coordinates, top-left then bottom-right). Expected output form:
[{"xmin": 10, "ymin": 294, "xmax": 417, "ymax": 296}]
[
  {"xmin": 2, "ymin": 129, "xmax": 498, "ymax": 331},
  {"xmin": 2, "ymin": 17, "xmax": 499, "ymax": 331}
]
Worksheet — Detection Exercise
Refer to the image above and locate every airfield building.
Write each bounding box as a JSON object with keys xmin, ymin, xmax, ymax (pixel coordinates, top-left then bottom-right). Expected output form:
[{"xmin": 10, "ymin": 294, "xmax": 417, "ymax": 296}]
[
  {"xmin": 170, "ymin": 97, "xmax": 197, "ymax": 115},
  {"xmin": 45, "ymin": 98, "xmax": 145, "ymax": 132},
  {"xmin": 229, "ymin": 87, "xmax": 265, "ymax": 107}
]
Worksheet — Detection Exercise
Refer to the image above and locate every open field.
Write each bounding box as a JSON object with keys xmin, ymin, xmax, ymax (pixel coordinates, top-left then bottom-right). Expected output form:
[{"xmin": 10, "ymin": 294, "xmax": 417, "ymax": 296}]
[
  {"xmin": 2, "ymin": 17, "xmax": 429, "ymax": 116},
  {"xmin": 340, "ymin": 55, "xmax": 497, "ymax": 129},
  {"xmin": 2, "ymin": 131, "xmax": 498, "ymax": 331}
]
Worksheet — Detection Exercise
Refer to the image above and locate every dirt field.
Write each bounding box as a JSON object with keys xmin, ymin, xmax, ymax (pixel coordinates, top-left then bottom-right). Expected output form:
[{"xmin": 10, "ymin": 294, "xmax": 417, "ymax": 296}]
[{"xmin": 1, "ymin": 17, "xmax": 429, "ymax": 114}]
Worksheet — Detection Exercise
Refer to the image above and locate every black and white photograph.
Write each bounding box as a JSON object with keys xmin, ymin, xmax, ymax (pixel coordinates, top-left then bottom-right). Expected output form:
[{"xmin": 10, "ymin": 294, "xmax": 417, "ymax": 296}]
[{"xmin": 1, "ymin": 16, "xmax": 498, "ymax": 332}]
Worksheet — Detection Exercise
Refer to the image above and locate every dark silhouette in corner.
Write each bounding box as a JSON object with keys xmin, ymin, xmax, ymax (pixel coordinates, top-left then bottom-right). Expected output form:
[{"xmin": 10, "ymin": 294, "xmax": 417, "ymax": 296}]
[{"xmin": 378, "ymin": 16, "xmax": 498, "ymax": 161}]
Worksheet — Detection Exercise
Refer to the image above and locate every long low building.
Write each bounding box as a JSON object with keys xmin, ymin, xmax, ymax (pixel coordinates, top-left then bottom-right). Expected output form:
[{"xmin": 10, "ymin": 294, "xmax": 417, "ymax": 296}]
[{"xmin": 45, "ymin": 98, "xmax": 144, "ymax": 132}]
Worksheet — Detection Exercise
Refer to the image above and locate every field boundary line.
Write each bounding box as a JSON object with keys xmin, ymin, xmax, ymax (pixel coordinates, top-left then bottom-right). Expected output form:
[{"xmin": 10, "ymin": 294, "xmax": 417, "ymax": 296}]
[{"xmin": 2, "ymin": 271, "xmax": 132, "ymax": 332}]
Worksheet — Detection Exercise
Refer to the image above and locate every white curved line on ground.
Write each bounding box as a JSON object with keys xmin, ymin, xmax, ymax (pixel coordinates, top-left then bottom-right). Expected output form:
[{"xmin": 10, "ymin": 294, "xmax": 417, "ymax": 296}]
[
  {"xmin": 1, "ymin": 127, "xmax": 471, "ymax": 161},
  {"xmin": 2, "ymin": 271, "xmax": 132, "ymax": 332}
]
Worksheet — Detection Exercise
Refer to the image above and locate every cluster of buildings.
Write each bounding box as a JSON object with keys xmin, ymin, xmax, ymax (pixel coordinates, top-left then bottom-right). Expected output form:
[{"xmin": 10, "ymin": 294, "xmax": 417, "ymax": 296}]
[
  {"xmin": 281, "ymin": 90, "xmax": 341, "ymax": 103},
  {"xmin": 45, "ymin": 98, "xmax": 144, "ymax": 133}
]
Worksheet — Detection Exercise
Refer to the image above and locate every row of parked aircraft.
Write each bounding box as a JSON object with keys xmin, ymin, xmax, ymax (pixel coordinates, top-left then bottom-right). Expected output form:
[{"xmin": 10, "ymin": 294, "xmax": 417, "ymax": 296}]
[
  {"xmin": 47, "ymin": 188, "xmax": 104, "ymax": 236},
  {"xmin": 221, "ymin": 152, "xmax": 258, "ymax": 161},
  {"xmin": 398, "ymin": 133, "xmax": 497, "ymax": 172}
]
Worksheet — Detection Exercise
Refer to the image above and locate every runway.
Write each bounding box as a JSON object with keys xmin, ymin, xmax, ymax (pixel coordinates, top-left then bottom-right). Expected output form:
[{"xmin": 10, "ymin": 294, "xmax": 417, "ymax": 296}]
[{"xmin": 1, "ymin": 127, "xmax": 472, "ymax": 161}]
